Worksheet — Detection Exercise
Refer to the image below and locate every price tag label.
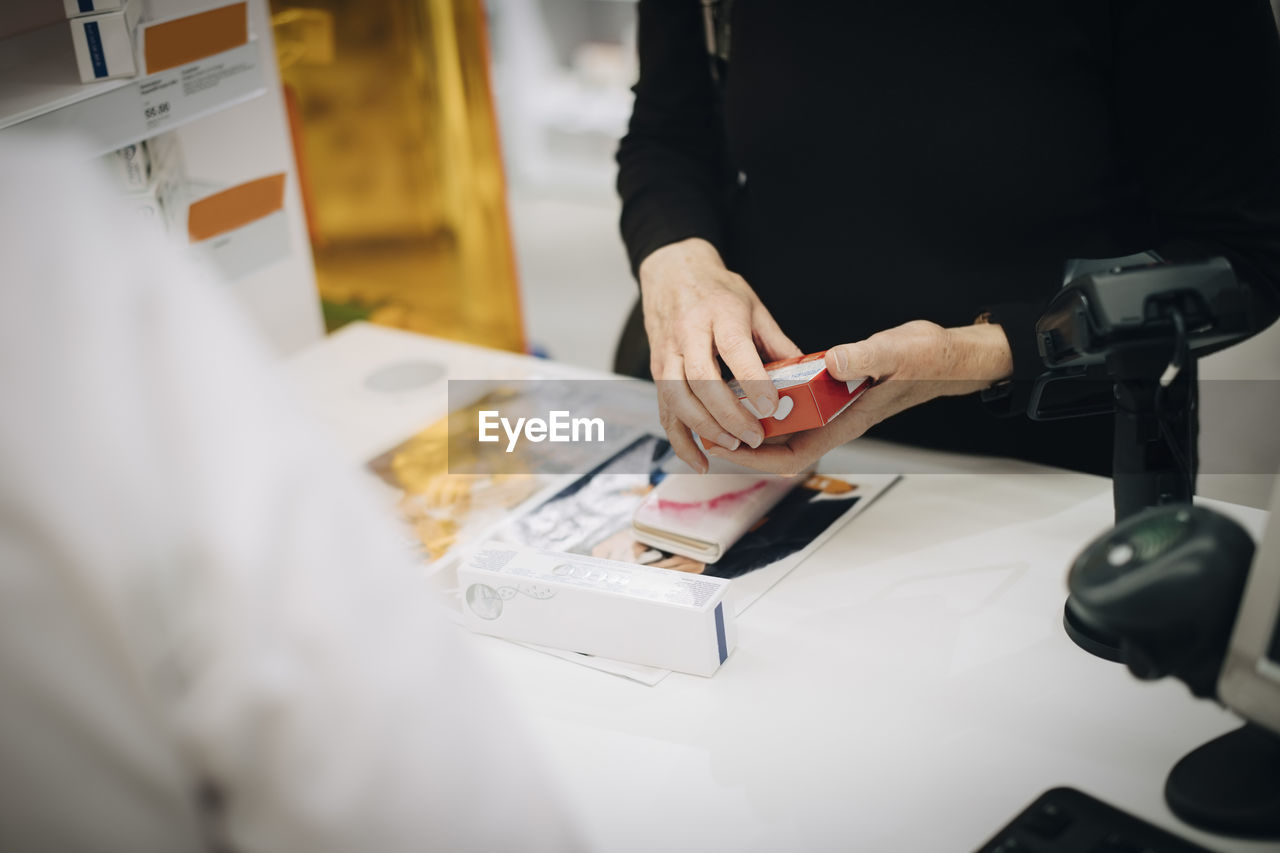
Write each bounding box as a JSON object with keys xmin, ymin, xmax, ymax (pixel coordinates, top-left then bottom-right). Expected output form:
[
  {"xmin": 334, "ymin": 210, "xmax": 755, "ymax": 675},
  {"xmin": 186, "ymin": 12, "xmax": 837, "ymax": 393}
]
[
  {"xmin": 139, "ymin": 71, "xmax": 181, "ymax": 132},
  {"xmin": 144, "ymin": 103, "xmax": 170, "ymax": 122},
  {"xmin": 133, "ymin": 40, "xmax": 263, "ymax": 135}
]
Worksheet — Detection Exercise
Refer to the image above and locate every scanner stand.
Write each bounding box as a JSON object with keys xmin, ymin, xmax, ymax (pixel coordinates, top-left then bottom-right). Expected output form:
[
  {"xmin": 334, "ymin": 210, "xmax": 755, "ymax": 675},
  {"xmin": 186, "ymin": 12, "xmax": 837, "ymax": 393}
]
[{"xmin": 1165, "ymin": 723, "xmax": 1280, "ymax": 839}]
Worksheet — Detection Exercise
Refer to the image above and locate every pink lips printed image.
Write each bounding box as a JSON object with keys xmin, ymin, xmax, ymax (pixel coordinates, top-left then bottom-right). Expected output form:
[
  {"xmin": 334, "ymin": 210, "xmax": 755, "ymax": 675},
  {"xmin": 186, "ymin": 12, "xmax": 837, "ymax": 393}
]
[{"xmin": 653, "ymin": 479, "xmax": 769, "ymax": 514}]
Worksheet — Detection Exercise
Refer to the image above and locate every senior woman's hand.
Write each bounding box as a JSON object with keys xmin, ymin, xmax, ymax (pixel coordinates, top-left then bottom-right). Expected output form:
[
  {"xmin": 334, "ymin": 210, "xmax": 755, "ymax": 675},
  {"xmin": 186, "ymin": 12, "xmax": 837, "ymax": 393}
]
[
  {"xmin": 704, "ymin": 320, "xmax": 1015, "ymax": 475},
  {"xmin": 639, "ymin": 237, "xmax": 802, "ymax": 473}
]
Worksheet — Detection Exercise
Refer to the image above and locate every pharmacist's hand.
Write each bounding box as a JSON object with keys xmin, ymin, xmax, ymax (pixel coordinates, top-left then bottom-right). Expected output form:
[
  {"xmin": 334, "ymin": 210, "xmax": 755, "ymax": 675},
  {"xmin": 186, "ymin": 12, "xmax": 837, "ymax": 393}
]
[
  {"xmin": 640, "ymin": 237, "xmax": 802, "ymax": 474},
  {"xmin": 705, "ymin": 320, "xmax": 1014, "ymax": 475}
]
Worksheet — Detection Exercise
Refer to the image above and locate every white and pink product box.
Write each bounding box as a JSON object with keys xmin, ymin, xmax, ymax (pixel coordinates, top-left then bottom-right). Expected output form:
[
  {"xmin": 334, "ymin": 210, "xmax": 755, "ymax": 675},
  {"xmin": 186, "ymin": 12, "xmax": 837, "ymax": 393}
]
[{"xmin": 459, "ymin": 542, "xmax": 736, "ymax": 676}]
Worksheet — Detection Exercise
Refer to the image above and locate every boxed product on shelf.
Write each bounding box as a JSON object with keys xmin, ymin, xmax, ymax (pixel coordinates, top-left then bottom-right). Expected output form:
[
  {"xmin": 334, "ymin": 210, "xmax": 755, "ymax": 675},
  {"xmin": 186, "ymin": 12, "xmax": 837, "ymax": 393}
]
[
  {"xmin": 68, "ymin": 0, "xmax": 141, "ymax": 83},
  {"xmin": 101, "ymin": 140, "xmax": 150, "ymax": 191},
  {"xmin": 100, "ymin": 132, "xmax": 178, "ymax": 193},
  {"xmin": 187, "ymin": 172, "xmax": 292, "ymax": 282},
  {"xmin": 63, "ymin": 0, "xmax": 127, "ymax": 16},
  {"xmin": 109, "ymin": 133, "xmax": 185, "ymax": 236}
]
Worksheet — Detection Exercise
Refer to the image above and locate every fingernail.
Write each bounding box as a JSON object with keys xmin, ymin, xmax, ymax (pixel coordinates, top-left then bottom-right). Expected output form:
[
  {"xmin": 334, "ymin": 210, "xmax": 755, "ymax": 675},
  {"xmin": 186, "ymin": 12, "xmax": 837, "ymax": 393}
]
[
  {"xmin": 752, "ymin": 395, "xmax": 776, "ymax": 418},
  {"xmin": 833, "ymin": 348, "xmax": 848, "ymax": 373},
  {"xmin": 743, "ymin": 428, "xmax": 764, "ymax": 449},
  {"xmin": 715, "ymin": 433, "xmax": 740, "ymax": 451}
]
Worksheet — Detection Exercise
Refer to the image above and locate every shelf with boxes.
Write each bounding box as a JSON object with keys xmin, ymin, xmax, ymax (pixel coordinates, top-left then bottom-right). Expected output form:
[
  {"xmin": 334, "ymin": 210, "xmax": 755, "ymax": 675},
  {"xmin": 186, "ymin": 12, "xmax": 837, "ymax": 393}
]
[
  {"xmin": 97, "ymin": 130, "xmax": 292, "ymax": 288},
  {"xmin": 2, "ymin": 0, "xmax": 323, "ymax": 355},
  {"xmin": 0, "ymin": 1, "xmax": 267, "ymax": 157},
  {"xmin": 93, "ymin": 127, "xmax": 292, "ymax": 289}
]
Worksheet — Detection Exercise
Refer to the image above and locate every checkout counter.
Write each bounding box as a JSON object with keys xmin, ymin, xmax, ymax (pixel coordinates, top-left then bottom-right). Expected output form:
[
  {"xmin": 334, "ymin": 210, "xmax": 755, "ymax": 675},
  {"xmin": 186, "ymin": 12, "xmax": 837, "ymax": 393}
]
[{"xmin": 285, "ymin": 321, "xmax": 1274, "ymax": 853}]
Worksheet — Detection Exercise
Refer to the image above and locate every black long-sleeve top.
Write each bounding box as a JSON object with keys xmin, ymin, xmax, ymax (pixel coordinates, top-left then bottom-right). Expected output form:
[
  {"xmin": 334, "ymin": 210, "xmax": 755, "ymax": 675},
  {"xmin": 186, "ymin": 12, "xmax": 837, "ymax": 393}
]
[{"xmin": 616, "ymin": 0, "xmax": 1280, "ymax": 474}]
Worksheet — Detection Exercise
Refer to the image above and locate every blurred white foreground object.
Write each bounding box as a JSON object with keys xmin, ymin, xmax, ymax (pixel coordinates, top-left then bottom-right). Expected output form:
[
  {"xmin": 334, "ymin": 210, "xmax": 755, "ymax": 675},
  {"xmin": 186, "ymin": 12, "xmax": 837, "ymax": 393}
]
[{"xmin": 0, "ymin": 133, "xmax": 580, "ymax": 853}]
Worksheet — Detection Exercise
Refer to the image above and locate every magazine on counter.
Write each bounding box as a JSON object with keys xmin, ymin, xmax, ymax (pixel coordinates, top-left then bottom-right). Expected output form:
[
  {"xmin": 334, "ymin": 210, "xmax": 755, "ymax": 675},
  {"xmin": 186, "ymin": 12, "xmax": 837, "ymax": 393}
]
[
  {"xmin": 368, "ymin": 387, "xmax": 898, "ymax": 684},
  {"xmin": 366, "ymin": 384, "xmax": 643, "ymax": 567},
  {"xmin": 490, "ymin": 434, "xmax": 899, "ymax": 683}
]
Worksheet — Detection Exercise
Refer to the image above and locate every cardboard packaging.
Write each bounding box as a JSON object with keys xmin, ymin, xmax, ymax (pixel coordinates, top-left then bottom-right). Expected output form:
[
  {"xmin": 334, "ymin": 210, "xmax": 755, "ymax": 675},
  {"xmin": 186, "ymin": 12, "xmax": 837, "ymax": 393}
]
[
  {"xmin": 633, "ymin": 471, "xmax": 800, "ymax": 563},
  {"xmin": 64, "ymin": 0, "xmax": 127, "ymax": 16},
  {"xmin": 729, "ymin": 351, "xmax": 871, "ymax": 438},
  {"xmin": 459, "ymin": 542, "xmax": 736, "ymax": 676},
  {"xmin": 111, "ymin": 133, "xmax": 184, "ymax": 235},
  {"xmin": 122, "ymin": 170, "xmax": 181, "ymax": 235},
  {"xmin": 68, "ymin": 0, "xmax": 141, "ymax": 83},
  {"xmin": 102, "ymin": 140, "xmax": 151, "ymax": 192}
]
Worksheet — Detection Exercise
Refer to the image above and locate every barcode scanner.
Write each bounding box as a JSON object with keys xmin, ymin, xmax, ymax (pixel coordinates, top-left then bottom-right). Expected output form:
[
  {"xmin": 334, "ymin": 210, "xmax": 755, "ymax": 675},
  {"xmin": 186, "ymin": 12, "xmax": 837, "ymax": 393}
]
[{"xmin": 1066, "ymin": 504, "xmax": 1256, "ymax": 698}]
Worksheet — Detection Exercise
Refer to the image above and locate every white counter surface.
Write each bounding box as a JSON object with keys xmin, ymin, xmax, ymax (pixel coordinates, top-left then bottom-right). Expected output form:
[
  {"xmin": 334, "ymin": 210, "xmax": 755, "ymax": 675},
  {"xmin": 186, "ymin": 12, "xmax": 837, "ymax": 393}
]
[{"xmin": 287, "ymin": 322, "xmax": 1272, "ymax": 853}]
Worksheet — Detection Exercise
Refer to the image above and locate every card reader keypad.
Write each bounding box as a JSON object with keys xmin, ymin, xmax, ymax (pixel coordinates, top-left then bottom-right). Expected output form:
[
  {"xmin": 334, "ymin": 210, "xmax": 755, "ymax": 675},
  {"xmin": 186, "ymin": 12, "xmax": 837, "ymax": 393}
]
[{"xmin": 975, "ymin": 788, "xmax": 1215, "ymax": 853}]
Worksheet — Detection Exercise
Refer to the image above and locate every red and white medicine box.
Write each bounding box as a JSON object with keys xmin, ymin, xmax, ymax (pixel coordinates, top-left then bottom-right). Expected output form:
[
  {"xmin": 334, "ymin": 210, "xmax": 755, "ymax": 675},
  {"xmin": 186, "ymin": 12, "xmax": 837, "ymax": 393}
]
[{"xmin": 729, "ymin": 351, "xmax": 871, "ymax": 438}]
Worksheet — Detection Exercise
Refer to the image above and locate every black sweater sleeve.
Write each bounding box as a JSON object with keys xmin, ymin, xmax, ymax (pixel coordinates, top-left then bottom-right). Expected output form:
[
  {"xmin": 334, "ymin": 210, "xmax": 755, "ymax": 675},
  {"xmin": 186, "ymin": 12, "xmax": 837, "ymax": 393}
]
[
  {"xmin": 617, "ymin": 0, "xmax": 1280, "ymax": 386},
  {"xmin": 616, "ymin": 0, "xmax": 728, "ymax": 276}
]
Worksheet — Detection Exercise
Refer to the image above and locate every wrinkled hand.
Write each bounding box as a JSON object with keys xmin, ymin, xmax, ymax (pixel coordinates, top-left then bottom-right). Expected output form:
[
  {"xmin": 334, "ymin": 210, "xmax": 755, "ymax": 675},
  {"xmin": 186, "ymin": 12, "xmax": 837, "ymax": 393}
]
[
  {"xmin": 705, "ymin": 320, "xmax": 1014, "ymax": 475},
  {"xmin": 640, "ymin": 237, "xmax": 802, "ymax": 473}
]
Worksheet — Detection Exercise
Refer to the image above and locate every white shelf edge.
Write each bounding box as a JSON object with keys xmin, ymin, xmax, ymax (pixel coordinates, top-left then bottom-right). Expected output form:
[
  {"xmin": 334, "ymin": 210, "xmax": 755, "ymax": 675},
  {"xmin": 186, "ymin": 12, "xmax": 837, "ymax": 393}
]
[{"xmin": 0, "ymin": 34, "xmax": 268, "ymax": 157}]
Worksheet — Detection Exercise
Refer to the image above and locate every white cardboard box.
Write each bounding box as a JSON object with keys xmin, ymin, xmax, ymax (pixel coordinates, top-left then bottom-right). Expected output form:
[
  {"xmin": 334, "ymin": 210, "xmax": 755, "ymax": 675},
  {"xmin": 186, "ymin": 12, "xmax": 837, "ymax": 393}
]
[
  {"xmin": 112, "ymin": 133, "xmax": 185, "ymax": 235},
  {"xmin": 102, "ymin": 140, "xmax": 151, "ymax": 191},
  {"xmin": 68, "ymin": 0, "xmax": 140, "ymax": 83},
  {"xmin": 64, "ymin": 0, "xmax": 127, "ymax": 16},
  {"xmin": 459, "ymin": 542, "xmax": 737, "ymax": 676}
]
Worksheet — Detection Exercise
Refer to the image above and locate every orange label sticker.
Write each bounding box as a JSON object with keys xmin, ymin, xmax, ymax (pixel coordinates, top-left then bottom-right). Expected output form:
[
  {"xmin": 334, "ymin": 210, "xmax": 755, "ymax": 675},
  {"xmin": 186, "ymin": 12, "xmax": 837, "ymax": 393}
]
[
  {"xmin": 188, "ymin": 173, "xmax": 286, "ymax": 243},
  {"xmin": 144, "ymin": 2, "xmax": 248, "ymax": 74}
]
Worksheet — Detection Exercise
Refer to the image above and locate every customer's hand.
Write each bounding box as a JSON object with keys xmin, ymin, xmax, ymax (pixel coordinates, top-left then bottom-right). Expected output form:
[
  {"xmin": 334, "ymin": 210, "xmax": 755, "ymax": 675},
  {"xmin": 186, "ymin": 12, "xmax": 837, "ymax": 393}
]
[
  {"xmin": 640, "ymin": 237, "xmax": 802, "ymax": 473},
  {"xmin": 704, "ymin": 320, "xmax": 1014, "ymax": 475}
]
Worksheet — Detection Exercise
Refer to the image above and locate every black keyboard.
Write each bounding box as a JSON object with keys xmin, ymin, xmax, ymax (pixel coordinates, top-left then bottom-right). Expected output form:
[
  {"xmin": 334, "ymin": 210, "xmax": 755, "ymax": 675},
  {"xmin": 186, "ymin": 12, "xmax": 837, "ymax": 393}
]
[{"xmin": 974, "ymin": 787, "xmax": 1219, "ymax": 853}]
